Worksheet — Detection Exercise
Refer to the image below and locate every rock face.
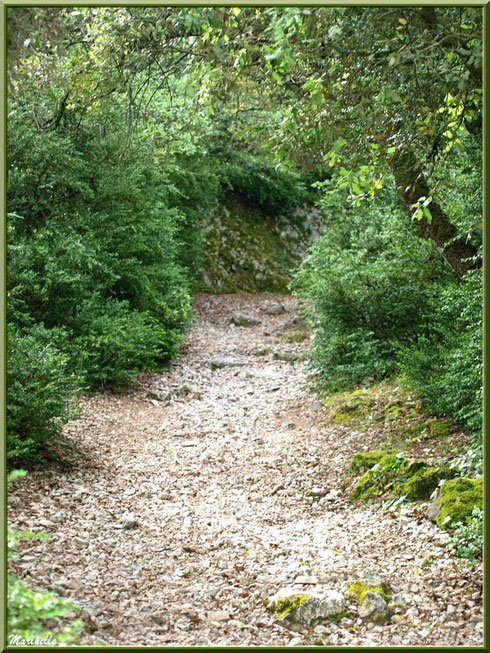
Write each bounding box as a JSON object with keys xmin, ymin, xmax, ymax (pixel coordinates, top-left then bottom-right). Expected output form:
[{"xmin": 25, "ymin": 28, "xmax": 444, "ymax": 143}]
[
  {"xmin": 207, "ymin": 357, "xmax": 246, "ymax": 370},
  {"xmin": 229, "ymin": 313, "xmax": 261, "ymax": 327},
  {"xmin": 268, "ymin": 588, "xmax": 345, "ymax": 627}
]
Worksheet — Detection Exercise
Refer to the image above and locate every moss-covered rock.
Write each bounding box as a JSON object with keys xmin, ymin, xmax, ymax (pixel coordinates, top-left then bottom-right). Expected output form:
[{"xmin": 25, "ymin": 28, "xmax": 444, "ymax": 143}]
[
  {"xmin": 426, "ymin": 420, "xmax": 451, "ymax": 439},
  {"xmin": 273, "ymin": 594, "xmax": 309, "ymax": 619},
  {"xmin": 346, "ymin": 580, "xmax": 391, "ymax": 604},
  {"xmin": 267, "ymin": 589, "xmax": 345, "ymax": 626},
  {"xmin": 281, "ymin": 329, "xmax": 308, "ymax": 344},
  {"xmin": 348, "ymin": 450, "xmax": 389, "ymax": 476},
  {"xmin": 351, "ymin": 454, "xmax": 401, "ymax": 500},
  {"xmin": 323, "ymin": 387, "xmax": 376, "ymax": 425},
  {"xmin": 394, "ymin": 465, "xmax": 452, "ymax": 500},
  {"xmin": 352, "ymin": 453, "xmax": 453, "ymax": 502},
  {"xmin": 345, "ymin": 579, "xmax": 392, "ymax": 623},
  {"xmin": 435, "ymin": 477, "xmax": 482, "ymax": 530},
  {"xmin": 381, "ymin": 399, "xmax": 407, "ymax": 420}
]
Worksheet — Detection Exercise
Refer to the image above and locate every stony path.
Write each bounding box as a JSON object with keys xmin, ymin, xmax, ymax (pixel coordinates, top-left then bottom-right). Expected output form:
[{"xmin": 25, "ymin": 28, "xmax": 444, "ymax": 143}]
[{"xmin": 8, "ymin": 293, "xmax": 483, "ymax": 647}]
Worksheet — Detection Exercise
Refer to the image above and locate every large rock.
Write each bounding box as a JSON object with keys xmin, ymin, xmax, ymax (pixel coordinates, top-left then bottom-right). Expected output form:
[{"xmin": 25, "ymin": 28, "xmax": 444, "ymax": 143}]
[
  {"xmin": 345, "ymin": 577, "xmax": 393, "ymax": 623},
  {"xmin": 426, "ymin": 493, "xmax": 442, "ymax": 522},
  {"xmin": 273, "ymin": 351, "xmax": 299, "ymax": 362},
  {"xmin": 287, "ymin": 316, "xmax": 306, "ymax": 328},
  {"xmin": 268, "ymin": 588, "xmax": 345, "ymax": 627},
  {"xmin": 262, "ymin": 303, "xmax": 287, "ymax": 316},
  {"xmin": 230, "ymin": 313, "xmax": 261, "ymax": 327},
  {"xmin": 357, "ymin": 591, "xmax": 391, "ymax": 623},
  {"xmin": 207, "ymin": 357, "xmax": 246, "ymax": 370}
]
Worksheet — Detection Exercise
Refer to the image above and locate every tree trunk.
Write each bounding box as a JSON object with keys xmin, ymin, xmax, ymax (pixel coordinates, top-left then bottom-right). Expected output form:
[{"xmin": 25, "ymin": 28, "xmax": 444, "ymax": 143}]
[{"xmin": 389, "ymin": 147, "xmax": 479, "ymax": 276}]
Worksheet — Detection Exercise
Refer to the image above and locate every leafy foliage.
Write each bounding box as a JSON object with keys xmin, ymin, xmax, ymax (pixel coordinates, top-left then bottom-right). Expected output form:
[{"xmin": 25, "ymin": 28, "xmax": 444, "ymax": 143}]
[
  {"xmin": 7, "ymin": 324, "xmax": 79, "ymax": 464},
  {"xmin": 217, "ymin": 148, "xmax": 308, "ymax": 214},
  {"xmin": 295, "ymin": 181, "xmax": 449, "ymax": 391},
  {"xmin": 446, "ymin": 507, "xmax": 483, "ymax": 562},
  {"xmin": 6, "ymin": 6, "xmax": 481, "ymax": 471},
  {"xmin": 8, "ymin": 579, "xmax": 81, "ymax": 645},
  {"xmin": 398, "ymin": 268, "xmax": 482, "ymax": 433}
]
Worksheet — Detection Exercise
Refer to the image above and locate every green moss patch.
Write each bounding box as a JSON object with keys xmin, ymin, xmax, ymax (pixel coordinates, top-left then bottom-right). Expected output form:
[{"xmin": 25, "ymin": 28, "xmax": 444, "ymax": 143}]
[
  {"xmin": 348, "ymin": 450, "xmax": 389, "ymax": 476},
  {"xmin": 394, "ymin": 465, "xmax": 452, "ymax": 500},
  {"xmin": 352, "ymin": 453, "xmax": 454, "ymax": 502},
  {"xmin": 426, "ymin": 420, "xmax": 451, "ymax": 439},
  {"xmin": 381, "ymin": 399, "xmax": 408, "ymax": 420},
  {"xmin": 272, "ymin": 594, "xmax": 309, "ymax": 619},
  {"xmin": 346, "ymin": 580, "xmax": 391, "ymax": 604},
  {"xmin": 324, "ymin": 388, "xmax": 376, "ymax": 425},
  {"xmin": 436, "ymin": 477, "xmax": 482, "ymax": 530},
  {"xmin": 281, "ymin": 330, "xmax": 308, "ymax": 344}
]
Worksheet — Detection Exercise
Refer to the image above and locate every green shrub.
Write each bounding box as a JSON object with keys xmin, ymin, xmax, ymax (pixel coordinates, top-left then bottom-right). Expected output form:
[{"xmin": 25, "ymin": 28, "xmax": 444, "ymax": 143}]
[
  {"xmin": 398, "ymin": 268, "xmax": 482, "ymax": 434},
  {"xmin": 219, "ymin": 149, "xmax": 308, "ymax": 214},
  {"xmin": 74, "ymin": 299, "xmax": 183, "ymax": 389},
  {"xmin": 8, "ymin": 128, "xmax": 192, "ymax": 395},
  {"xmin": 296, "ymin": 181, "xmax": 449, "ymax": 391},
  {"xmin": 8, "ymin": 579, "xmax": 81, "ymax": 646},
  {"xmin": 7, "ymin": 324, "xmax": 80, "ymax": 464}
]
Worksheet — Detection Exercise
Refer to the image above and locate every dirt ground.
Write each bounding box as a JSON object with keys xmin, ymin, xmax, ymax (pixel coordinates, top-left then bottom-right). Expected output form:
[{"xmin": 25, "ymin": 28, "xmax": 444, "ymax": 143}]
[{"xmin": 7, "ymin": 293, "xmax": 483, "ymax": 647}]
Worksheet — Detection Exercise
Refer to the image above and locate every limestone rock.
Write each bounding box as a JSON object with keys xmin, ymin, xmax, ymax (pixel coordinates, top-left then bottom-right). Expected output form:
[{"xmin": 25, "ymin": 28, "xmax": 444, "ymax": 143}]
[
  {"xmin": 230, "ymin": 313, "xmax": 261, "ymax": 327},
  {"xmin": 273, "ymin": 351, "xmax": 299, "ymax": 362},
  {"xmin": 268, "ymin": 588, "xmax": 345, "ymax": 627},
  {"xmin": 426, "ymin": 493, "xmax": 442, "ymax": 522},
  {"xmin": 262, "ymin": 303, "xmax": 287, "ymax": 316},
  {"xmin": 121, "ymin": 513, "xmax": 139, "ymax": 530},
  {"xmin": 174, "ymin": 383, "xmax": 193, "ymax": 397},
  {"xmin": 388, "ymin": 593, "xmax": 407, "ymax": 610},
  {"xmin": 148, "ymin": 390, "xmax": 172, "ymax": 402},
  {"xmin": 358, "ymin": 591, "xmax": 391, "ymax": 623},
  {"xmin": 207, "ymin": 357, "xmax": 246, "ymax": 370},
  {"xmin": 250, "ymin": 345, "xmax": 270, "ymax": 356},
  {"xmin": 345, "ymin": 577, "xmax": 393, "ymax": 624},
  {"xmin": 287, "ymin": 316, "xmax": 306, "ymax": 328}
]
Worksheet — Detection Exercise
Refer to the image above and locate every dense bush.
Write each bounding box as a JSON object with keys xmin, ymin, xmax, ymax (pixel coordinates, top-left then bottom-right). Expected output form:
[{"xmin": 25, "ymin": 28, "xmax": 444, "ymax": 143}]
[
  {"xmin": 7, "ymin": 95, "xmax": 311, "ymax": 463},
  {"xmin": 217, "ymin": 148, "xmax": 309, "ymax": 214},
  {"xmin": 398, "ymin": 268, "xmax": 482, "ymax": 433},
  {"xmin": 7, "ymin": 107, "xmax": 195, "ymax": 462},
  {"xmin": 7, "ymin": 324, "xmax": 79, "ymax": 464},
  {"xmin": 295, "ymin": 181, "xmax": 450, "ymax": 391},
  {"xmin": 397, "ymin": 139, "xmax": 483, "ymax": 437},
  {"xmin": 297, "ymin": 154, "xmax": 482, "ymax": 449}
]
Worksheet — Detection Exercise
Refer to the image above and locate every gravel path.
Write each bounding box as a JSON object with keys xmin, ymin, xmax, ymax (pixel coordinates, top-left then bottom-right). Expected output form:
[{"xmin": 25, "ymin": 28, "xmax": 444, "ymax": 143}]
[{"xmin": 8, "ymin": 293, "xmax": 483, "ymax": 647}]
